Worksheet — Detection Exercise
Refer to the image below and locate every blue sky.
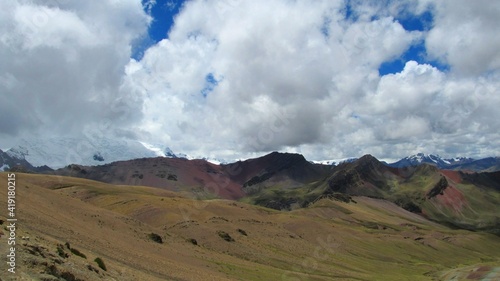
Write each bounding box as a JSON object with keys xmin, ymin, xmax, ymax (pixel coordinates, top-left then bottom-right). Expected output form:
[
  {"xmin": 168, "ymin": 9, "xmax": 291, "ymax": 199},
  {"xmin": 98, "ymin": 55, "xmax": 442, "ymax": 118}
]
[
  {"xmin": 134, "ymin": 0, "xmax": 186, "ymax": 59},
  {"xmin": 138, "ymin": 0, "xmax": 448, "ymax": 75},
  {"xmin": 147, "ymin": 0, "xmax": 184, "ymax": 40},
  {"xmin": 379, "ymin": 10, "xmax": 450, "ymax": 75}
]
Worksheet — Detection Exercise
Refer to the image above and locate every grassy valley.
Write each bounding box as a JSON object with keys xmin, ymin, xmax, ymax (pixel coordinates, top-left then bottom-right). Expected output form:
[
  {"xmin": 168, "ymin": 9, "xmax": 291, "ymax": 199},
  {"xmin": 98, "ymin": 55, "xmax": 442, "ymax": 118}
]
[{"xmin": 1, "ymin": 173, "xmax": 499, "ymax": 280}]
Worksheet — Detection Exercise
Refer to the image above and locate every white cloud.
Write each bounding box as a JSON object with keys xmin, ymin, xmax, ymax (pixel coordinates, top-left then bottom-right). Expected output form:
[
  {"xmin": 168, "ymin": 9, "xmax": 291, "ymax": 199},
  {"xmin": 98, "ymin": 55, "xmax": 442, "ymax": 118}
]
[
  {"xmin": 143, "ymin": 0, "xmax": 157, "ymax": 14},
  {"xmin": 0, "ymin": 0, "xmax": 151, "ymax": 144},
  {"xmin": 1, "ymin": 0, "xmax": 499, "ymax": 162},
  {"xmin": 130, "ymin": 0, "xmax": 428, "ymax": 160},
  {"xmin": 426, "ymin": 0, "xmax": 500, "ymax": 75}
]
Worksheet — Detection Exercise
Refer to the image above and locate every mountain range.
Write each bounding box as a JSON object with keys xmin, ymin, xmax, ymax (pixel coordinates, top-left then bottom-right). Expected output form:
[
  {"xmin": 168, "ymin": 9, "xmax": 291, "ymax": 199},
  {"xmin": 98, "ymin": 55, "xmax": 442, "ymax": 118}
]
[
  {"xmin": 2, "ymin": 140, "xmax": 500, "ymax": 280},
  {"xmin": 386, "ymin": 152, "xmax": 500, "ymax": 172},
  {"xmin": 4, "ymin": 138, "xmax": 500, "ymax": 172},
  {"xmin": 3, "ymin": 137, "xmax": 500, "ymax": 233},
  {"xmin": 38, "ymin": 151, "xmax": 498, "ymax": 235}
]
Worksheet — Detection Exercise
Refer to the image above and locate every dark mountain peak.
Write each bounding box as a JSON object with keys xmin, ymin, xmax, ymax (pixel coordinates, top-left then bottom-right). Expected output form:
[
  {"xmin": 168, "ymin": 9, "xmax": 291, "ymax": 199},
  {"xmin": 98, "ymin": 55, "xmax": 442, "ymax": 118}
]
[
  {"xmin": 247, "ymin": 152, "xmax": 310, "ymax": 172},
  {"xmin": 357, "ymin": 154, "xmax": 380, "ymax": 164},
  {"xmin": 348, "ymin": 154, "xmax": 387, "ymax": 173},
  {"xmin": 324, "ymin": 154, "xmax": 395, "ymax": 197},
  {"xmin": 265, "ymin": 151, "xmax": 306, "ymax": 161},
  {"xmin": 226, "ymin": 151, "xmax": 331, "ymax": 190},
  {"xmin": 258, "ymin": 152, "xmax": 314, "ymax": 174}
]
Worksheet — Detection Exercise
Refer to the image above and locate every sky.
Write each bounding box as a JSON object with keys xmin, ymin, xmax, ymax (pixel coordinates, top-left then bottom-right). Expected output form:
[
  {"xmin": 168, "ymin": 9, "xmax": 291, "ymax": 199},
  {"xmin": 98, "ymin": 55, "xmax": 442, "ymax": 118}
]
[{"xmin": 1, "ymin": 0, "xmax": 499, "ymax": 162}]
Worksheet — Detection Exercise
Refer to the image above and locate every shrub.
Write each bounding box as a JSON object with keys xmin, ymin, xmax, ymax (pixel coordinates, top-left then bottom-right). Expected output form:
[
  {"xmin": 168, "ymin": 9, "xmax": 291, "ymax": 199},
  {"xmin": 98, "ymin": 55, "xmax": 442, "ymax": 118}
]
[
  {"xmin": 148, "ymin": 233, "xmax": 163, "ymax": 244},
  {"xmin": 237, "ymin": 229, "xmax": 248, "ymax": 236},
  {"xmin": 187, "ymin": 238, "xmax": 198, "ymax": 245},
  {"xmin": 70, "ymin": 248, "xmax": 87, "ymax": 259},
  {"xmin": 56, "ymin": 244, "xmax": 68, "ymax": 258},
  {"xmin": 217, "ymin": 231, "xmax": 235, "ymax": 242},
  {"xmin": 94, "ymin": 257, "xmax": 107, "ymax": 271}
]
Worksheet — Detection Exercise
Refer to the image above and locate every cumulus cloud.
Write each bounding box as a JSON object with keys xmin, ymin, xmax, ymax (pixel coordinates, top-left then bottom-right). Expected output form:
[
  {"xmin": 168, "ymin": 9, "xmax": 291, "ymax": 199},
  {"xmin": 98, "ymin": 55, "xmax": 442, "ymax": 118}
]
[
  {"xmin": 130, "ymin": 0, "xmax": 428, "ymax": 159},
  {"xmin": 426, "ymin": 0, "xmax": 500, "ymax": 75},
  {"xmin": 1, "ymin": 0, "xmax": 499, "ymax": 161},
  {"xmin": 0, "ymin": 0, "xmax": 150, "ymax": 145}
]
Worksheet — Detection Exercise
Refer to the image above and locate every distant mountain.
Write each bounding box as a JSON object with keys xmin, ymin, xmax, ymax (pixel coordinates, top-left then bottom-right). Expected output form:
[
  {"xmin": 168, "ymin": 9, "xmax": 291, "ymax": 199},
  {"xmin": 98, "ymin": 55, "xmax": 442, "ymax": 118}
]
[
  {"xmin": 334, "ymin": 156, "xmax": 500, "ymax": 232},
  {"xmin": 44, "ymin": 151, "xmax": 500, "ymax": 233},
  {"xmin": 224, "ymin": 152, "xmax": 332, "ymax": 197},
  {"xmin": 50, "ymin": 152, "xmax": 332, "ymax": 201},
  {"xmin": 246, "ymin": 154, "xmax": 500, "ymax": 234},
  {"xmin": 388, "ymin": 153, "xmax": 473, "ymax": 169},
  {"xmin": 5, "ymin": 137, "xmax": 176, "ymax": 169},
  {"xmin": 53, "ymin": 156, "xmax": 247, "ymax": 200},
  {"xmin": 1, "ymin": 149, "xmax": 32, "ymax": 171},
  {"xmin": 0, "ymin": 149, "xmax": 51, "ymax": 172},
  {"xmin": 311, "ymin": 157, "xmax": 358, "ymax": 165},
  {"xmin": 387, "ymin": 153, "xmax": 500, "ymax": 172},
  {"xmin": 447, "ymin": 157, "xmax": 500, "ymax": 172}
]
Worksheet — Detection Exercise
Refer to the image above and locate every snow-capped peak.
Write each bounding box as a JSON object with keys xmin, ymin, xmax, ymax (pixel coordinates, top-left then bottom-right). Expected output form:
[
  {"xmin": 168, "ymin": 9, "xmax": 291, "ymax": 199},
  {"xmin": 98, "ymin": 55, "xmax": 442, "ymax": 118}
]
[
  {"xmin": 389, "ymin": 153, "xmax": 475, "ymax": 169},
  {"xmin": 6, "ymin": 137, "xmax": 177, "ymax": 169},
  {"xmin": 5, "ymin": 146, "xmax": 29, "ymax": 160},
  {"xmin": 138, "ymin": 141, "xmax": 176, "ymax": 158},
  {"xmin": 5, "ymin": 137, "xmax": 233, "ymax": 168},
  {"xmin": 311, "ymin": 157, "xmax": 358, "ymax": 165},
  {"xmin": 0, "ymin": 164, "xmax": 10, "ymax": 172},
  {"xmin": 202, "ymin": 157, "xmax": 229, "ymax": 165}
]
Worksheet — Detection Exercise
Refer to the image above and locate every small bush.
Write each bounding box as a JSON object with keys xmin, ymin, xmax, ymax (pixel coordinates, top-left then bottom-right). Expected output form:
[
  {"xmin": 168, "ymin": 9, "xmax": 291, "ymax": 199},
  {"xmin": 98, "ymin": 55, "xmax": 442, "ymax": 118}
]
[
  {"xmin": 237, "ymin": 229, "xmax": 248, "ymax": 236},
  {"xmin": 131, "ymin": 173, "xmax": 144, "ymax": 179},
  {"xmin": 87, "ymin": 264, "xmax": 99, "ymax": 273},
  {"xmin": 148, "ymin": 233, "xmax": 163, "ymax": 244},
  {"xmin": 187, "ymin": 238, "xmax": 198, "ymax": 245},
  {"xmin": 70, "ymin": 248, "xmax": 87, "ymax": 259},
  {"xmin": 94, "ymin": 257, "xmax": 107, "ymax": 271},
  {"xmin": 217, "ymin": 231, "xmax": 235, "ymax": 242},
  {"xmin": 56, "ymin": 244, "xmax": 68, "ymax": 258}
]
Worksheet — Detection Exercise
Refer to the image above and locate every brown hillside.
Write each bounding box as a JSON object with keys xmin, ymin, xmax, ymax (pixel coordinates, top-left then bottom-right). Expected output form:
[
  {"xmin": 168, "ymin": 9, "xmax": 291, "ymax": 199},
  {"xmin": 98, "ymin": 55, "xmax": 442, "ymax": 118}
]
[{"xmin": 1, "ymin": 173, "xmax": 499, "ymax": 280}]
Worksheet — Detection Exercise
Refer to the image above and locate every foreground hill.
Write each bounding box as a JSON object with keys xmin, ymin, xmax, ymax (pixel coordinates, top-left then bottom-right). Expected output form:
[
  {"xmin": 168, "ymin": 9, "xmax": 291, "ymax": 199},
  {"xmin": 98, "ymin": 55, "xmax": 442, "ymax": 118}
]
[{"xmin": 1, "ymin": 173, "xmax": 499, "ymax": 280}]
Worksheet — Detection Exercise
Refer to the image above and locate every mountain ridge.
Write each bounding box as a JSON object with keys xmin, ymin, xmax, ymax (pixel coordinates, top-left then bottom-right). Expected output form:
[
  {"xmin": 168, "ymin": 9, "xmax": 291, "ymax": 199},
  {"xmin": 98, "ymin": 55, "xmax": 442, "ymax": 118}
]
[
  {"xmin": 387, "ymin": 152, "xmax": 500, "ymax": 172},
  {"xmin": 4, "ymin": 138, "xmax": 500, "ymax": 172}
]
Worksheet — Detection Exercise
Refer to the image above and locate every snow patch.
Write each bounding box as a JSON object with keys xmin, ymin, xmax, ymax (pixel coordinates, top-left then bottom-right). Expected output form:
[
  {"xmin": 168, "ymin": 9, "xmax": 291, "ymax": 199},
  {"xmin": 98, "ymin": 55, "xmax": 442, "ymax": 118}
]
[
  {"xmin": 312, "ymin": 158, "xmax": 358, "ymax": 165},
  {"xmin": 6, "ymin": 138, "xmax": 177, "ymax": 169},
  {"xmin": 0, "ymin": 164, "xmax": 10, "ymax": 171}
]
